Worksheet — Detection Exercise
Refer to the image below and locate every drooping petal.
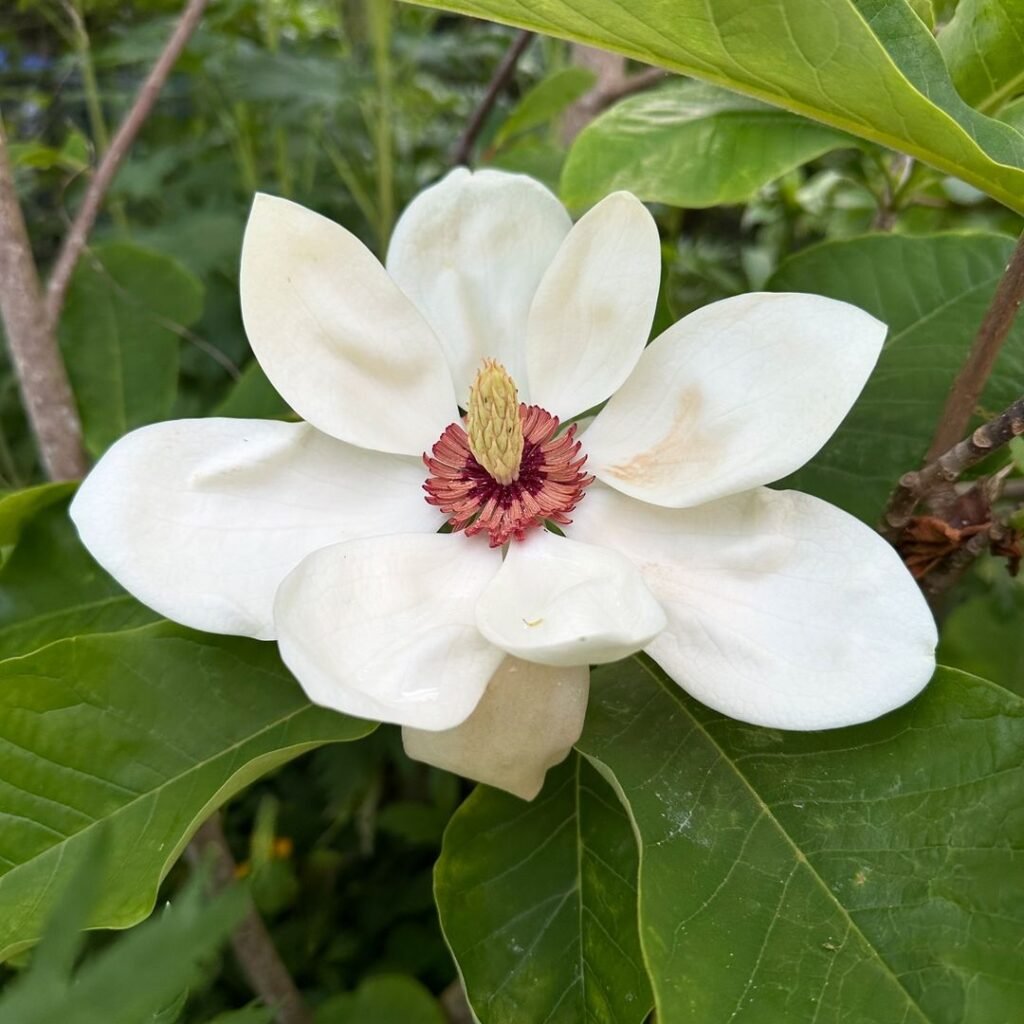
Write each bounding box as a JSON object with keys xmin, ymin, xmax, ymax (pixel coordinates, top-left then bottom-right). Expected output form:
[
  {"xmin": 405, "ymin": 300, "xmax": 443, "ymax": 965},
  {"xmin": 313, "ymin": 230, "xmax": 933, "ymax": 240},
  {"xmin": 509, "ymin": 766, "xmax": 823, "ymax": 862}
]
[
  {"xmin": 70, "ymin": 418, "xmax": 436, "ymax": 639},
  {"xmin": 274, "ymin": 534, "xmax": 503, "ymax": 730},
  {"xmin": 475, "ymin": 529, "xmax": 666, "ymax": 666},
  {"xmin": 571, "ymin": 484, "xmax": 937, "ymax": 730},
  {"xmin": 386, "ymin": 168, "xmax": 572, "ymax": 403},
  {"xmin": 240, "ymin": 193, "xmax": 457, "ymax": 455},
  {"xmin": 583, "ymin": 293, "xmax": 887, "ymax": 508},
  {"xmin": 526, "ymin": 192, "xmax": 661, "ymax": 420},
  {"xmin": 402, "ymin": 657, "xmax": 589, "ymax": 800}
]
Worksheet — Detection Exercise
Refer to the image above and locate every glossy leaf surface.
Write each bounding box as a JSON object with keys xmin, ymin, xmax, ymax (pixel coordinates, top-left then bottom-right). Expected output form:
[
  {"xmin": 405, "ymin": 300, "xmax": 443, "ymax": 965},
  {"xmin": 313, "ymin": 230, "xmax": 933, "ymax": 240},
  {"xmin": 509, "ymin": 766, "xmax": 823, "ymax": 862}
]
[{"xmin": 562, "ymin": 82, "xmax": 853, "ymax": 209}]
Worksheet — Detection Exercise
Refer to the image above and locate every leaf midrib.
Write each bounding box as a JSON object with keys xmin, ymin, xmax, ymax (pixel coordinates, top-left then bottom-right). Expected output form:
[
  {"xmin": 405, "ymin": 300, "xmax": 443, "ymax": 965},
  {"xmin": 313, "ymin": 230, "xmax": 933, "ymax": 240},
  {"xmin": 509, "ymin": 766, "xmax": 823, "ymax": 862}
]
[{"xmin": 615, "ymin": 655, "xmax": 933, "ymax": 1023}]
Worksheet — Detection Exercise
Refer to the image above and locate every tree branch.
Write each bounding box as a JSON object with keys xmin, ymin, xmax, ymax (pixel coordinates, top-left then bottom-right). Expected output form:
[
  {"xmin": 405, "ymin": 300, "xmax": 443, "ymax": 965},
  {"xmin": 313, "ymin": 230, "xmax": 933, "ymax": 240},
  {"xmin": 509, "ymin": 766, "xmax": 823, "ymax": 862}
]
[
  {"xmin": 0, "ymin": 120, "xmax": 87, "ymax": 479},
  {"xmin": 44, "ymin": 0, "xmax": 212, "ymax": 331},
  {"xmin": 562, "ymin": 46, "xmax": 667, "ymax": 143},
  {"xmin": 923, "ymin": 229, "xmax": 1024, "ymax": 461},
  {"xmin": 883, "ymin": 394, "xmax": 1024, "ymax": 539},
  {"xmin": 599, "ymin": 65, "xmax": 667, "ymax": 104},
  {"xmin": 188, "ymin": 814, "xmax": 313, "ymax": 1024},
  {"xmin": 450, "ymin": 29, "xmax": 534, "ymax": 167}
]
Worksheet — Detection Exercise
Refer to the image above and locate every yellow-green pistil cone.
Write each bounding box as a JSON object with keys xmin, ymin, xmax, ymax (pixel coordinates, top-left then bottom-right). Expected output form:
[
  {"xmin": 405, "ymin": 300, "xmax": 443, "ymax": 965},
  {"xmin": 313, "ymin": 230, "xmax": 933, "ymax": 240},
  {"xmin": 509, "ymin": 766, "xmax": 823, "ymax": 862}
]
[{"xmin": 466, "ymin": 359, "xmax": 524, "ymax": 485}]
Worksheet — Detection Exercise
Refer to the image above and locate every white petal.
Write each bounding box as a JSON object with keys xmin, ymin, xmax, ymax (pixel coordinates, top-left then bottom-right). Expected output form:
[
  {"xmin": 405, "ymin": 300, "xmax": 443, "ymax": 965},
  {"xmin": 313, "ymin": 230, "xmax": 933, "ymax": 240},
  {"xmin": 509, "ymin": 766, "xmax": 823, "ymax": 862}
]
[
  {"xmin": 571, "ymin": 484, "xmax": 937, "ymax": 730},
  {"xmin": 240, "ymin": 193, "xmax": 457, "ymax": 455},
  {"xmin": 475, "ymin": 529, "xmax": 666, "ymax": 667},
  {"xmin": 274, "ymin": 534, "xmax": 503, "ymax": 730},
  {"xmin": 386, "ymin": 168, "xmax": 571, "ymax": 403},
  {"xmin": 70, "ymin": 418, "xmax": 435, "ymax": 639},
  {"xmin": 402, "ymin": 657, "xmax": 589, "ymax": 800},
  {"xmin": 583, "ymin": 293, "xmax": 887, "ymax": 507},
  {"xmin": 526, "ymin": 192, "xmax": 661, "ymax": 420}
]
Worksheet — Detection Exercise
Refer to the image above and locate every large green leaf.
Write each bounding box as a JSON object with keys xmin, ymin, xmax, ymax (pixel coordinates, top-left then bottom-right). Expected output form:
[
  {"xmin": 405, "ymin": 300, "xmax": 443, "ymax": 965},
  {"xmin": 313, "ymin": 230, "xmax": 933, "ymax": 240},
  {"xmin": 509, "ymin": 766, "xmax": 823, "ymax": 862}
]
[
  {"xmin": 406, "ymin": 0, "xmax": 1024, "ymax": 212},
  {"xmin": 436, "ymin": 756, "xmax": 652, "ymax": 1024},
  {"xmin": 0, "ymin": 623, "xmax": 374, "ymax": 961},
  {"xmin": 561, "ymin": 81, "xmax": 854, "ymax": 209},
  {"xmin": 769, "ymin": 232, "xmax": 1024, "ymax": 522},
  {"xmin": 938, "ymin": 0, "xmax": 1024, "ymax": 114},
  {"xmin": 575, "ymin": 658, "xmax": 1024, "ymax": 1023},
  {"xmin": 0, "ymin": 496, "xmax": 156, "ymax": 660},
  {"xmin": 59, "ymin": 242, "xmax": 203, "ymax": 456}
]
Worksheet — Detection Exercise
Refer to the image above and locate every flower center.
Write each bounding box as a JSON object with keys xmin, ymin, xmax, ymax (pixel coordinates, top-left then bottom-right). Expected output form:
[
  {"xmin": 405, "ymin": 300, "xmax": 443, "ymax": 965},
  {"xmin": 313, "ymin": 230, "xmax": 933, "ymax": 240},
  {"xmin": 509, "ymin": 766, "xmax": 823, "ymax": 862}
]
[
  {"xmin": 466, "ymin": 359, "xmax": 524, "ymax": 486},
  {"xmin": 423, "ymin": 361, "xmax": 594, "ymax": 547}
]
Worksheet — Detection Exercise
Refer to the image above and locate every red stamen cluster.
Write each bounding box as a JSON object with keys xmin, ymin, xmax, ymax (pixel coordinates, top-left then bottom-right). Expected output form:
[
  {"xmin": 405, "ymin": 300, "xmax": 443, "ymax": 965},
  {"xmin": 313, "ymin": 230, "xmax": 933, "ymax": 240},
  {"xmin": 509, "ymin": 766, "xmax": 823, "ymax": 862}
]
[{"xmin": 424, "ymin": 404, "xmax": 593, "ymax": 547}]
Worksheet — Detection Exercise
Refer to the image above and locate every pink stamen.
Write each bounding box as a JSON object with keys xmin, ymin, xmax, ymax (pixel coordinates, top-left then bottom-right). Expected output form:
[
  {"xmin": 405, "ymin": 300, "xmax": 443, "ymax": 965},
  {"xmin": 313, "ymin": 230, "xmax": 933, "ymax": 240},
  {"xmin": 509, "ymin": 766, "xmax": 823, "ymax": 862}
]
[{"xmin": 423, "ymin": 404, "xmax": 594, "ymax": 547}]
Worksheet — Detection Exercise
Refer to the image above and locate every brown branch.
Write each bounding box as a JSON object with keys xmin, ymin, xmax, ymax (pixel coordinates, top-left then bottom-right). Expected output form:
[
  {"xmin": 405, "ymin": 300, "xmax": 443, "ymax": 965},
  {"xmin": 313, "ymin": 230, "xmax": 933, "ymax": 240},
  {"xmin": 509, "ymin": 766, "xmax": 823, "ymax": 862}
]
[
  {"xmin": 918, "ymin": 529, "xmax": 990, "ymax": 605},
  {"xmin": 923, "ymin": 229, "xmax": 1024, "ymax": 462},
  {"xmin": 600, "ymin": 65, "xmax": 667, "ymax": 104},
  {"xmin": 0, "ymin": 120, "xmax": 87, "ymax": 479},
  {"xmin": 883, "ymin": 394, "xmax": 1024, "ymax": 539},
  {"xmin": 450, "ymin": 29, "xmax": 534, "ymax": 167},
  {"xmin": 562, "ymin": 47, "xmax": 668, "ymax": 143},
  {"xmin": 187, "ymin": 814, "xmax": 313, "ymax": 1024},
  {"xmin": 44, "ymin": 0, "xmax": 211, "ymax": 330}
]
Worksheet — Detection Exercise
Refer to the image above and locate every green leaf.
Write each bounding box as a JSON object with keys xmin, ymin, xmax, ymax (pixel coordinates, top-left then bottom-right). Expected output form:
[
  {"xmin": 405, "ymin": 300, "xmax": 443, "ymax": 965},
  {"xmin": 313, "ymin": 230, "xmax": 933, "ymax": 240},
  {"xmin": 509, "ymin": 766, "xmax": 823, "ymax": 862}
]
[
  {"xmin": 937, "ymin": 0, "xmax": 1024, "ymax": 114},
  {"xmin": 436, "ymin": 756, "xmax": 652, "ymax": 1024},
  {"xmin": 998, "ymin": 94, "xmax": 1024, "ymax": 131},
  {"xmin": 200, "ymin": 1008, "xmax": 274, "ymax": 1024},
  {"xmin": 768, "ymin": 232, "xmax": 1024, "ymax": 522},
  {"xmin": 405, "ymin": 0, "xmax": 1024, "ymax": 212},
  {"xmin": 908, "ymin": 0, "xmax": 935, "ymax": 30},
  {"xmin": 561, "ymin": 81, "xmax": 854, "ymax": 209},
  {"xmin": 0, "ymin": 622, "xmax": 374, "ymax": 961},
  {"xmin": 0, "ymin": 496, "xmax": 157, "ymax": 660},
  {"xmin": 577, "ymin": 657, "xmax": 1024, "ymax": 1024},
  {"xmin": 938, "ymin": 578, "xmax": 1024, "ymax": 697},
  {"xmin": 493, "ymin": 66, "xmax": 596, "ymax": 148},
  {"xmin": 213, "ymin": 360, "xmax": 292, "ymax": 420},
  {"xmin": 59, "ymin": 242, "xmax": 204, "ymax": 456},
  {"xmin": 200, "ymin": 1009, "xmax": 274, "ymax": 1024},
  {"xmin": 315, "ymin": 974, "xmax": 446, "ymax": 1024},
  {"xmin": 0, "ymin": 482, "xmax": 75, "ymax": 554},
  {"xmin": 0, "ymin": 868, "xmax": 246, "ymax": 1024}
]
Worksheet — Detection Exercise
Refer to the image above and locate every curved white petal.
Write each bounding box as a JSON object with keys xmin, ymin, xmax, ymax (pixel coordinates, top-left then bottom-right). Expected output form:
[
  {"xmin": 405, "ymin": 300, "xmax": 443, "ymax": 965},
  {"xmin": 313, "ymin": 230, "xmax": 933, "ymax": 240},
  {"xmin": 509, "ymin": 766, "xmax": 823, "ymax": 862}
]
[
  {"xmin": 240, "ymin": 193, "xmax": 457, "ymax": 455},
  {"xmin": 402, "ymin": 657, "xmax": 589, "ymax": 800},
  {"xmin": 386, "ymin": 168, "xmax": 571, "ymax": 403},
  {"xmin": 526, "ymin": 192, "xmax": 661, "ymax": 420},
  {"xmin": 475, "ymin": 529, "xmax": 666, "ymax": 667},
  {"xmin": 583, "ymin": 293, "xmax": 887, "ymax": 507},
  {"xmin": 274, "ymin": 534, "xmax": 503, "ymax": 730},
  {"xmin": 571, "ymin": 484, "xmax": 937, "ymax": 730},
  {"xmin": 70, "ymin": 418, "xmax": 435, "ymax": 639}
]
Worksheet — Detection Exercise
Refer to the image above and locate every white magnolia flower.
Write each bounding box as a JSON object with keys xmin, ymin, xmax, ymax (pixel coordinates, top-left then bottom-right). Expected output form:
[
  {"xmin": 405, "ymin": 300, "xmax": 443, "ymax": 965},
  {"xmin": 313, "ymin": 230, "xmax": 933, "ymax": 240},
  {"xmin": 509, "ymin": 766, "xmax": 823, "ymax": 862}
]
[{"xmin": 71, "ymin": 169, "xmax": 937, "ymax": 800}]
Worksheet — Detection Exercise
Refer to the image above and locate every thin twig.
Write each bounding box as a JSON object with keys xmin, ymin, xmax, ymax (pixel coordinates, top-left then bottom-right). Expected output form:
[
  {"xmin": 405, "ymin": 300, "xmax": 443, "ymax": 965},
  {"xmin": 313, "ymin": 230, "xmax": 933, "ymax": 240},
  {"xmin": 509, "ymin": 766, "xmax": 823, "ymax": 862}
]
[
  {"xmin": 600, "ymin": 65, "xmax": 667, "ymax": 104},
  {"xmin": 918, "ymin": 530, "xmax": 991, "ymax": 605},
  {"xmin": 870, "ymin": 153, "xmax": 913, "ymax": 232},
  {"xmin": 883, "ymin": 394, "xmax": 1024, "ymax": 539},
  {"xmin": 0, "ymin": 120, "xmax": 87, "ymax": 479},
  {"xmin": 44, "ymin": 0, "xmax": 212, "ymax": 330},
  {"xmin": 187, "ymin": 814, "xmax": 313, "ymax": 1024},
  {"xmin": 450, "ymin": 29, "xmax": 534, "ymax": 166},
  {"xmin": 923, "ymin": 229, "xmax": 1024, "ymax": 461}
]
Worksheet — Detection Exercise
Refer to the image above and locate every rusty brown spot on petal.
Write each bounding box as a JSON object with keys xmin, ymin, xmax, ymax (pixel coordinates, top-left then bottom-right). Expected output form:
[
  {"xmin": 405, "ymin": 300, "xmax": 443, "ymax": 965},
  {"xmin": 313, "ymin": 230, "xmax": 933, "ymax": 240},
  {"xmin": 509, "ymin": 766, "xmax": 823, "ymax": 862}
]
[{"xmin": 604, "ymin": 387, "xmax": 717, "ymax": 486}]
